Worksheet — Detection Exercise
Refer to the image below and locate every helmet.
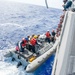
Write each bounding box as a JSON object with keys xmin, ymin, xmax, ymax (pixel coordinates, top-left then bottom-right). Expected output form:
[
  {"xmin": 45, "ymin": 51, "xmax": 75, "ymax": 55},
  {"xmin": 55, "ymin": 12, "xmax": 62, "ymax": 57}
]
[{"xmin": 34, "ymin": 35, "xmax": 38, "ymax": 39}]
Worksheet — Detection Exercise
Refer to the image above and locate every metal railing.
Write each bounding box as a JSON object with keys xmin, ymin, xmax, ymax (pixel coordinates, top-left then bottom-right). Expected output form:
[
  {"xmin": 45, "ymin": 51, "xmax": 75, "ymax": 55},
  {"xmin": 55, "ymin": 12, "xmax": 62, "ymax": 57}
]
[{"xmin": 51, "ymin": 11, "xmax": 68, "ymax": 75}]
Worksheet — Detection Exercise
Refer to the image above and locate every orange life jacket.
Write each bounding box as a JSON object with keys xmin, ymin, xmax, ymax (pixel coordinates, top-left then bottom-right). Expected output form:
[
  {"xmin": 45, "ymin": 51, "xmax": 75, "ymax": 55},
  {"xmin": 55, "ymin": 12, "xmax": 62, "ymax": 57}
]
[
  {"xmin": 45, "ymin": 32, "xmax": 51, "ymax": 38},
  {"xmin": 30, "ymin": 38, "xmax": 37, "ymax": 46},
  {"xmin": 22, "ymin": 40, "xmax": 27, "ymax": 47}
]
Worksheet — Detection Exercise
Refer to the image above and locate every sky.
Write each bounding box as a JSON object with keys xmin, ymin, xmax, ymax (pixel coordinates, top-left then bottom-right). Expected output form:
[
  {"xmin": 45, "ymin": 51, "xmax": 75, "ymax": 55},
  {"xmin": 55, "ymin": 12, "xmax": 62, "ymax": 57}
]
[{"xmin": 2, "ymin": 0, "xmax": 63, "ymax": 9}]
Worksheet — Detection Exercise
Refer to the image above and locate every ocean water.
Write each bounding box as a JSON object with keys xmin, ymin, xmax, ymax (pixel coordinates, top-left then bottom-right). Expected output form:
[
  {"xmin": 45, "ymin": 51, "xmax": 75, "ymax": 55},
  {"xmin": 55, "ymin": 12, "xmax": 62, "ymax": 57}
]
[{"xmin": 0, "ymin": 1, "xmax": 63, "ymax": 75}]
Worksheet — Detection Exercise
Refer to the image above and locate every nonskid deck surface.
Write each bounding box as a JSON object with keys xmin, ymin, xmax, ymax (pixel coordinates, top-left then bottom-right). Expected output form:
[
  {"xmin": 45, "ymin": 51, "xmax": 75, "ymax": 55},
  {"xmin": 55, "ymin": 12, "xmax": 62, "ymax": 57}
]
[
  {"xmin": 13, "ymin": 42, "xmax": 53, "ymax": 60},
  {"xmin": 38, "ymin": 42, "xmax": 53, "ymax": 55},
  {"xmin": 14, "ymin": 49, "xmax": 33, "ymax": 59}
]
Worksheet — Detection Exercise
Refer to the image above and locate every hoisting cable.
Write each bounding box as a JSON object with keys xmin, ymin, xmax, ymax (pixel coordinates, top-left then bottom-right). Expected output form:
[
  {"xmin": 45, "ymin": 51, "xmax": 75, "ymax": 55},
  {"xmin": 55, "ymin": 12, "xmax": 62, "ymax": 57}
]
[{"xmin": 45, "ymin": 0, "xmax": 48, "ymax": 8}]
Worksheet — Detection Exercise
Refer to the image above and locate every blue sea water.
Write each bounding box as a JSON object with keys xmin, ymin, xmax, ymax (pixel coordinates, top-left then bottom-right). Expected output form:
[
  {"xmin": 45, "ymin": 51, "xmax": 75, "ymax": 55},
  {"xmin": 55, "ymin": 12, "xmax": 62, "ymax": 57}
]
[{"xmin": 0, "ymin": 1, "xmax": 63, "ymax": 75}]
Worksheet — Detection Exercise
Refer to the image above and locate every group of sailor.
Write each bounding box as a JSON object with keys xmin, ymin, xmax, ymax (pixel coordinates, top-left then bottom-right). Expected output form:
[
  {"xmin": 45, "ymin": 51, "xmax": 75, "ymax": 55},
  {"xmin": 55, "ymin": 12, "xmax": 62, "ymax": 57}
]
[
  {"xmin": 15, "ymin": 16, "xmax": 65, "ymax": 54},
  {"xmin": 16, "ymin": 35, "xmax": 39, "ymax": 53},
  {"xmin": 15, "ymin": 29, "xmax": 57, "ymax": 54},
  {"xmin": 45, "ymin": 30, "xmax": 56, "ymax": 43}
]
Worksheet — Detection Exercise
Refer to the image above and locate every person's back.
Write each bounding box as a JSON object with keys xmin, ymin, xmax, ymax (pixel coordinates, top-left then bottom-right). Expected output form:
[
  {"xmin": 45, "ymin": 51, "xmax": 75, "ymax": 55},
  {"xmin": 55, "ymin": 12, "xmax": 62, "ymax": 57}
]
[
  {"xmin": 51, "ymin": 30, "xmax": 56, "ymax": 43},
  {"xmin": 21, "ymin": 38, "xmax": 27, "ymax": 47},
  {"xmin": 20, "ymin": 38, "xmax": 28, "ymax": 52},
  {"xmin": 29, "ymin": 37, "xmax": 37, "ymax": 53},
  {"xmin": 63, "ymin": 0, "xmax": 72, "ymax": 11},
  {"xmin": 45, "ymin": 31, "xmax": 51, "ymax": 43},
  {"xmin": 52, "ymin": 30, "xmax": 56, "ymax": 37},
  {"xmin": 45, "ymin": 31, "xmax": 51, "ymax": 38}
]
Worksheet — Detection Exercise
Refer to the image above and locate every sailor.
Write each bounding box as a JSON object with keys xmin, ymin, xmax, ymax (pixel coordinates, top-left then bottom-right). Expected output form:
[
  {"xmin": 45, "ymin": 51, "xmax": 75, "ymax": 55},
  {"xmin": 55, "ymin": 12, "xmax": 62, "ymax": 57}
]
[
  {"xmin": 63, "ymin": 0, "xmax": 68, "ymax": 4},
  {"xmin": 52, "ymin": 29, "xmax": 56, "ymax": 37},
  {"xmin": 15, "ymin": 42, "xmax": 19, "ymax": 51},
  {"xmin": 26, "ymin": 35, "xmax": 35, "ymax": 50},
  {"xmin": 20, "ymin": 38, "xmax": 28, "ymax": 52},
  {"xmin": 60, "ymin": 17, "xmax": 64, "ymax": 23},
  {"xmin": 29, "ymin": 35, "xmax": 37, "ymax": 53},
  {"xmin": 58, "ymin": 24, "xmax": 61, "ymax": 30},
  {"xmin": 56, "ymin": 28, "xmax": 61, "ymax": 38},
  {"xmin": 60, "ymin": 14, "xmax": 65, "ymax": 19},
  {"xmin": 62, "ymin": 0, "xmax": 72, "ymax": 11},
  {"xmin": 56, "ymin": 28, "xmax": 59, "ymax": 33},
  {"xmin": 55, "ymin": 33, "xmax": 59, "ymax": 40},
  {"xmin": 51, "ymin": 29, "xmax": 56, "ymax": 43},
  {"xmin": 45, "ymin": 30, "xmax": 51, "ymax": 43}
]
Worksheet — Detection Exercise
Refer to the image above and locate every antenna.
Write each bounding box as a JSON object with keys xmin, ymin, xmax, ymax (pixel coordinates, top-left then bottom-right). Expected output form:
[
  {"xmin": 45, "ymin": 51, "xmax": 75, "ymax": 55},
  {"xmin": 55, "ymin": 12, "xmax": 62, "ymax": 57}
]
[{"xmin": 45, "ymin": 0, "xmax": 48, "ymax": 8}]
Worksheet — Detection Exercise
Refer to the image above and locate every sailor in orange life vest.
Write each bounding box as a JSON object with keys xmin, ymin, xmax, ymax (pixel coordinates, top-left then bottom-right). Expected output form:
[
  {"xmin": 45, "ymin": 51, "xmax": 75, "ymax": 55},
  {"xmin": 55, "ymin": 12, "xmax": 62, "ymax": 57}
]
[
  {"xmin": 45, "ymin": 30, "xmax": 51, "ymax": 43},
  {"xmin": 29, "ymin": 35, "xmax": 37, "ymax": 53},
  {"xmin": 20, "ymin": 38, "xmax": 28, "ymax": 52}
]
